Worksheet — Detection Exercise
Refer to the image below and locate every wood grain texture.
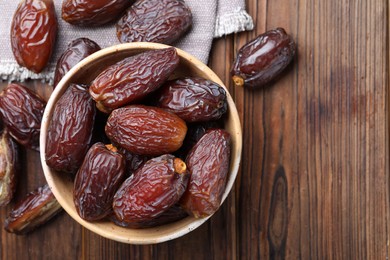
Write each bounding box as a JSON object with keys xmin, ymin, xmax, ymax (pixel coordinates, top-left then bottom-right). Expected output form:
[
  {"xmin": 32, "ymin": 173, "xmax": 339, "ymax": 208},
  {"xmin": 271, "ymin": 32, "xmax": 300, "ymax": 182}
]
[
  {"xmin": 0, "ymin": 0, "xmax": 389, "ymax": 259},
  {"xmin": 234, "ymin": 0, "xmax": 389, "ymax": 259}
]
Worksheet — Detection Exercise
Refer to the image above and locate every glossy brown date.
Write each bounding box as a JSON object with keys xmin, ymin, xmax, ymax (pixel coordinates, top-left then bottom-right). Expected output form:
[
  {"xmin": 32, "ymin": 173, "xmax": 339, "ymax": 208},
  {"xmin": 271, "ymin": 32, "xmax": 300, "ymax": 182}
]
[
  {"xmin": 105, "ymin": 105, "xmax": 187, "ymax": 156},
  {"xmin": 0, "ymin": 83, "xmax": 46, "ymax": 151},
  {"xmin": 74, "ymin": 143, "xmax": 125, "ymax": 221},
  {"xmin": 62, "ymin": 0, "xmax": 133, "ymax": 26},
  {"xmin": 113, "ymin": 154, "xmax": 189, "ymax": 224},
  {"xmin": 117, "ymin": 0, "xmax": 192, "ymax": 44},
  {"xmin": 53, "ymin": 38, "xmax": 101, "ymax": 87},
  {"xmin": 11, "ymin": 0, "xmax": 57, "ymax": 73},
  {"xmin": 4, "ymin": 184, "xmax": 62, "ymax": 235},
  {"xmin": 89, "ymin": 47, "xmax": 179, "ymax": 113},
  {"xmin": 110, "ymin": 204, "xmax": 188, "ymax": 228},
  {"xmin": 231, "ymin": 28, "xmax": 296, "ymax": 89},
  {"xmin": 180, "ymin": 129, "xmax": 231, "ymax": 218},
  {"xmin": 156, "ymin": 77, "xmax": 227, "ymax": 123},
  {"xmin": 45, "ymin": 84, "xmax": 96, "ymax": 175},
  {"xmin": 0, "ymin": 130, "xmax": 19, "ymax": 206}
]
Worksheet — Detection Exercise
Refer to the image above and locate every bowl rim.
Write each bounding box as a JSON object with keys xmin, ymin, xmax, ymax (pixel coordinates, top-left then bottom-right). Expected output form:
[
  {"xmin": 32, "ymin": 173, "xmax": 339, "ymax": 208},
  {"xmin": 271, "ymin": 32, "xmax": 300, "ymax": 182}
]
[{"xmin": 40, "ymin": 42, "xmax": 242, "ymax": 244}]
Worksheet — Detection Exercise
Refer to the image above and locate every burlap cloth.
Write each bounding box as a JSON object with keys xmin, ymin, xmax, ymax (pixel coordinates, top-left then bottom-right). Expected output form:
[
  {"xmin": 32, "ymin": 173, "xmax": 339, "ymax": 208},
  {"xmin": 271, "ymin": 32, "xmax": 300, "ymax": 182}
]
[{"xmin": 0, "ymin": 0, "xmax": 253, "ymax": 83}]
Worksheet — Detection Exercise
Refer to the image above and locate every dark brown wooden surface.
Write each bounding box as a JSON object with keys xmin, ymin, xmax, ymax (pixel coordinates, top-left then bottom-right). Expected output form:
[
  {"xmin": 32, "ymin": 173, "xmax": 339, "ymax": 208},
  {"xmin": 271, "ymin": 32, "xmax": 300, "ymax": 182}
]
[{"xmin": 1, "ymin": 0, "xmax": 389, "ymax": 259}]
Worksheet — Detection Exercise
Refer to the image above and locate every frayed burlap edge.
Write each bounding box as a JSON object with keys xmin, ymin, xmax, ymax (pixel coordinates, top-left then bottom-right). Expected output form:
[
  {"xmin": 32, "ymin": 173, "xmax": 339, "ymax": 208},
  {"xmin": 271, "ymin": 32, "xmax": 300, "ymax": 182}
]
[
  {"xmin": 0, "ymin": 63, "xmax": 54, "ymax": 84},
  {"xmin": 214, "ymin": 7, "xmax": 254, "ymax": 38}
]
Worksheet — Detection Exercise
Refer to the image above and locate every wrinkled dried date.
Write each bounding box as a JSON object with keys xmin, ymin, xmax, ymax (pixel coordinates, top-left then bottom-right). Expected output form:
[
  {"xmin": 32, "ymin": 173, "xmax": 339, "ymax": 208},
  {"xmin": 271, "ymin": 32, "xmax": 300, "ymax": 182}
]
[
  {"xmin": 74, "ymin": 143, "xmax": 125, "ymax": 221},
  {"xmin": 11, "ymin": 0, "xmax": 57, "ymax": 73},
  {"xmin": 4, "ymin": 184, "xmax": 62, "ymax": 235},
  {"xmin": 110, "ymin": 204, "xmax": 188, "ymax": 228},
  {"xmin": 0, "ymin": 130, "xmax": 19, "ymax": 207},
  {"xmin": 105, "ymin": 105, "xmax": 187, "ymax": 156},
  {"xmin": 180, "ymin": 129, "xmax": 231, "ymax": 218},
  {"xmin": 89, "ymin": 47, "xmax": 179, "ymax": 113},
  {"xmin": 45, "ymin": 84, "xmax": 96, "ymax": 175},
  {"xmin": 113, "ymin": 154, "xmax": 189, "ymax": 224},
  {"xmin": 117, "ymin": 0, "xmax": 192, "ymax": 44},
  {"xmin": 231, "ymin": 28, "xmax": 296, "ymax": 89},
  {"xmin": 62, "ymin": 0, "xmax": 133, "ymax": 26},
  {"xmin": 0, "ymin": 83, "xmax": 46, "ymax": 151},
  {"xmin": 156, "ymin": 77, "xmax": 227, "ymax": 122},
  {"xmin": 53, "ymin": 38, "xmax": 101, "ymax": 87}
]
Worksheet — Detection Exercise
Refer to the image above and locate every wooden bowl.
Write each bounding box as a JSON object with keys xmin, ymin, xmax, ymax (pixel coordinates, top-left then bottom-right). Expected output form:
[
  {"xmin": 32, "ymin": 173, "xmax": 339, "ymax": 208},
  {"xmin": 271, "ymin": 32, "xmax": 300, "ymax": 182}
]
[{"xmin": 40, "ymin": 42, "xmax": 242, "ymax": 244}]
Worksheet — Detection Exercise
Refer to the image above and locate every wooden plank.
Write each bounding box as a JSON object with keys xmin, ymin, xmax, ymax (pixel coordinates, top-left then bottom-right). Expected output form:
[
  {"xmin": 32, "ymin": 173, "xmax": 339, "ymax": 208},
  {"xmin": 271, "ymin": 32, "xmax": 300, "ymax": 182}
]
[{"xmin": 234, "ymin": 0, "xmax": 389, "ymax": 259}]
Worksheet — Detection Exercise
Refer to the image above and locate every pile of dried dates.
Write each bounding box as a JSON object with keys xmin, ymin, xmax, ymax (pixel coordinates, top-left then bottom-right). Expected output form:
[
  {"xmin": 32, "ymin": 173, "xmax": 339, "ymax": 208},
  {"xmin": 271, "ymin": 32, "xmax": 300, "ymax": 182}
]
[
  {"xmin": 45, "ymin": 46, "xmax": 232, "ymax": 228},
  {"xmin": 1, "ymin": 0, "xmax": 297, "ymax": 234},
  {"xmin": 0, "ymin": 83, "xmax": 62, "ymax": 234},
  {"xmin": 10, "ymin": 0, "xmax": 193, "ymax": 74},
  {"xmin": 2, "ymin": 0, "xmax": 195, "ymax": 234}
]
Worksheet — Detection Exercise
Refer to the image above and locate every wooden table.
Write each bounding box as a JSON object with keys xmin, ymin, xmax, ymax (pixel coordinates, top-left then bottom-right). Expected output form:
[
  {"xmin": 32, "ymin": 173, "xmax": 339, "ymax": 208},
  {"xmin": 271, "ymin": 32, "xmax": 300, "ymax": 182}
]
[{"xmin": 1, "ymin": 0, "xmax": 389, "ymax": 259}]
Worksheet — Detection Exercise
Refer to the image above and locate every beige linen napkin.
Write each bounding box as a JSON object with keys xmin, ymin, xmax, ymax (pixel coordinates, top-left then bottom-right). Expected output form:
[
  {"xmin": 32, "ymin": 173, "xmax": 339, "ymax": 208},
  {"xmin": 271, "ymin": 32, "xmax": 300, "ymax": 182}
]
[{"xmin": 0, "ymin": 0, "xmax": 253, "ymax": 83}]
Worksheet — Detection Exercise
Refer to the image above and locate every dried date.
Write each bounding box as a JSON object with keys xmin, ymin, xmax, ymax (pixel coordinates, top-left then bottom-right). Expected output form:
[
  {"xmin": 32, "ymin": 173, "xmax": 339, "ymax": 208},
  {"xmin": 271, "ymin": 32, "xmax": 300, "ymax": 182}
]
[
  {"xmin": 4, "ymin": 184, "xmax": 62, "ymax": 235},
  {"xmin": 231, "ymin": 28, "xmax": 296, "ymax": 89},
  {"xmin": 45, "ymin": 84, "xmax": 96, "ymax": 175},
  {"xmin": 110, "ymin": 204, "xmax": 188, "ymax": 228},
  {"xmin": 53, "ymin": 38, "xmax": 101, "ymax": 87},
  {"xmin": 74, "ymin": 143, "xmax": 125, "ymax": 221},
  {"xmin": 105, "ymin": 105, "xmax": 187, "ymax": 156},
  {"xmin": 112, "ymin": 154, "xmax": 189, "ymax": 224},
  {"xmin": 62, "ymin": 0, "xmax": 134, "ymax": 26},
  {"xmin": 156, "ymin": 77, "xmax": 227, "ymax": 122},
  {"xmin": 11, "ymin": 0, "xmax": 57, "ymax": 73},
  {"xmin": 0, "ymin": 129, "xmax": 19, "ymax": 206},
  {"xmin": 0, "ymin": 83, "xmax": 46, "ymax": 151},
  {"xmin": 180, "ymin": 129, "xmax": 231, "ymax": 218},
  {"xmin": 117, "ymin": 0, "xmax": 192, "ymax": 44},
  {"xmin": 89, "ymin": 47, "xmax": 179, "ymax": 113}
]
